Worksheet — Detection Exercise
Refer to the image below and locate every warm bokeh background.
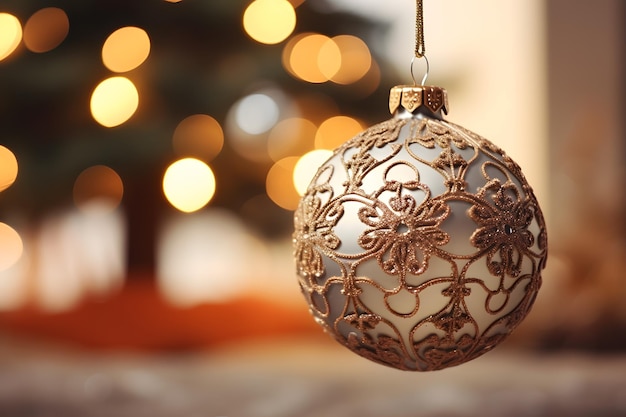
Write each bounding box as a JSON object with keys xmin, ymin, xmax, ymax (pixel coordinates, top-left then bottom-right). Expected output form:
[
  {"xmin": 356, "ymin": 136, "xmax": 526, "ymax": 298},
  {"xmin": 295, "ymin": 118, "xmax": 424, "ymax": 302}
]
[{"xmin": 0, "ymin": 0, "xmax": 624, "ymax": 415}]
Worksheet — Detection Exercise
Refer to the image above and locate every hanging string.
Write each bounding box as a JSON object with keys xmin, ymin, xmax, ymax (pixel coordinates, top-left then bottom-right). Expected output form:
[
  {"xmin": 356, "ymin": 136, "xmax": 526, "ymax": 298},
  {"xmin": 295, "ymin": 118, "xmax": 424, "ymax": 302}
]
[
  {"xmin": 411, "ymin": 0, "xmax": 428, "ymax": 85},
  {"xmin": 414, "ymin": 0, "xmax": 425, "ymax": 58}
]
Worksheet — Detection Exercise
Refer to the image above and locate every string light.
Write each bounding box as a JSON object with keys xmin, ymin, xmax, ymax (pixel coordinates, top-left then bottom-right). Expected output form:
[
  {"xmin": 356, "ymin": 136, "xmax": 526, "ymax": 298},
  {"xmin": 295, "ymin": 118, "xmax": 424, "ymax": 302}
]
[
  {"xmin": 101, "ymin": 26, "xmax": 151, "ymax": 73},
  {"xmin": 163, "ymin": 158, "xmax": 216, "ymax": 213},
  {"xmin": 23, "ymin": 7, "xmax": 69, "ymax": 53},
  {"xmin": 0, "ymin": 145, "xmax": 18, "ymax": 192},
  {"xmin": 90, "ymin": 76, "xmax": 139, "ymax": 127},
  {"xmin": 0, "ymin": 13, "xmax": 22, "ymax": 61},
  {"xmin": 243, "ymin": 0, "xmax": 296, "ymax": 45}
]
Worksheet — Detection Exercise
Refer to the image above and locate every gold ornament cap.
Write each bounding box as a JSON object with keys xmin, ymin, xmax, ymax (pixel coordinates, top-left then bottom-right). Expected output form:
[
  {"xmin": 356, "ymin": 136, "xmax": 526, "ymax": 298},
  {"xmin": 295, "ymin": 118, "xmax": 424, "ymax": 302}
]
[{"xmin": 389, "ymin": 85, "xmax": 449, "ymax": 116}]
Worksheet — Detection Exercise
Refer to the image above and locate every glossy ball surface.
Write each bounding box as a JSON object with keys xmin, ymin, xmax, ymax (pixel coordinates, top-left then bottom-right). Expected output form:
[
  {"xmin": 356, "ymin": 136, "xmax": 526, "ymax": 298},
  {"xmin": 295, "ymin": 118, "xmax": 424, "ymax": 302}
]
[{"xmin": 293, "ymin": 111, "xmax": 547, "ymax": 371}]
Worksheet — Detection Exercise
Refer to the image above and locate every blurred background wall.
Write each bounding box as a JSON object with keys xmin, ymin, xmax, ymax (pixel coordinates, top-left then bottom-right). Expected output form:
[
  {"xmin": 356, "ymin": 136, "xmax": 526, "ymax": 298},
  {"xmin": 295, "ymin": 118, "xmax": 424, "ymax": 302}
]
[{"xmin": 0, "ymin": 0, "xmax": 623, "ymax": 352}]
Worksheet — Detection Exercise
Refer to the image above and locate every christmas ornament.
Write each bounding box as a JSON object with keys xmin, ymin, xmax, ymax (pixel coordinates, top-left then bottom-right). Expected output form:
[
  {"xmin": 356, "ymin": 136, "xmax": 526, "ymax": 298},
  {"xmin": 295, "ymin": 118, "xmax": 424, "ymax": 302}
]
[{"xmin": 293, "ymin": 0, "xmax": 547, "ymax": 371}]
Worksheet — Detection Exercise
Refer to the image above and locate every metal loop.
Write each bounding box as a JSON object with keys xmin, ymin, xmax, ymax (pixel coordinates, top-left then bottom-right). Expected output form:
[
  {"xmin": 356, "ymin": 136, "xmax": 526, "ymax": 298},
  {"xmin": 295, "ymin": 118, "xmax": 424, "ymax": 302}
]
[{"xmin": 410, "ymin": 54, "xmax": 429, "ymax": 86}]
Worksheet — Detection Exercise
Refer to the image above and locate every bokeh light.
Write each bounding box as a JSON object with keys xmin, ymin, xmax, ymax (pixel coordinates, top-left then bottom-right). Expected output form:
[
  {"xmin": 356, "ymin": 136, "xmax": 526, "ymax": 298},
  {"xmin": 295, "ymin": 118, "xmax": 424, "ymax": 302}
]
[
  {"xmin": 163, "ymin": 158, "xmax": 216, "ymax": 213},
  {"xmin": 157, "ymin": 210, "xmax": 269, "ymax": 306},
  {"xmin": 0, "ymin": 145, "xmax": 18, "ymax": 192},
  {"xmin": 23, "ymin": 7, "xmax": 69, "ymax": 53},
  {"xmin": 314, "ymin": 115, "xmax": 363, "ymax": 150},
  {"xmin": 293, "ymin": 149, "xmax": 333, "ymax": 195},
  {"xmin": 266, "ymin": 156, "xmax": 300, "ymax": 210},
  {"xmin": 172, "ymin": 114, "xmax": 224, "ymax": 161},
  {"xmin": 236, "ymin": 93, "xmax": 280, "ymax": 135},
  {"xmin": 318, "ymin": 37, "xmax": 343, "ymax": 80},
  {"xmin": 349, "ymin": 58, "xmax": 381, "ymax": 98},
  {"xmin": 73, "ymin": 165, "xmax": 124, "ymax": 212},
  {"xmin": 243, "ymin": 0, "xmax": 296, "ymax": 45},
  {"xmin": 329, "ymin": 35, "xmax": 372, "ymax": 84},
  {"xmin": 102, "ymin": 26, "xmax": 151, "ymax": 73},
  {"xmin": 0, "ymin": 223, "xmax": 23, "ymax": 272},
  {"xmin": 283, "ymin": 33, "xmax": 372, "ymax": 85},
  {"xmin": 267, "ymin": 117, "xmax": 316, "ymax": 161},
  {"xmin": 0, "ymin": 13, "xmax": 22, "ymax": 61},
  {"xmin": 90, "ymin": 76, "xmax": 139, "ymax": 127},
  {"xmin": 283, "ymin": 33, "xmax": 341, "ymax": 83},
  {"xmin": 227, "ymin": 89, "xmax": 293, "ymax": 163}
]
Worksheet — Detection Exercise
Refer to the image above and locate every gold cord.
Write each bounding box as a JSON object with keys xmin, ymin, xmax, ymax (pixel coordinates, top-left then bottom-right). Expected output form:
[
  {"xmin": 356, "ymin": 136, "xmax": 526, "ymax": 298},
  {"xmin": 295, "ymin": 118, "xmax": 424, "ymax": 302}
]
[{"xmin": 415, "ymin": 0, "xmax": 425, "ymax": 58}]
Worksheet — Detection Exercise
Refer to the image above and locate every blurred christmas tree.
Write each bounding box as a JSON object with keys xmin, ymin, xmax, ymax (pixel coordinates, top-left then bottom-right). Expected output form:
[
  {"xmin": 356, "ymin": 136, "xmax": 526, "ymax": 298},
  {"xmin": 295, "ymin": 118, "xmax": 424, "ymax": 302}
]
[{"xmin": 0, "ymin": 0, "xmax": 394, "ymax": 281}]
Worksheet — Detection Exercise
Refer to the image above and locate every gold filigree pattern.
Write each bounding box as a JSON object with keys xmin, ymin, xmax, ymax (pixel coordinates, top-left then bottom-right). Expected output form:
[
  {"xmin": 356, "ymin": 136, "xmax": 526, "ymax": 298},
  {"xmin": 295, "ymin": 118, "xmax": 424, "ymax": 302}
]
[{"xmin": 293, "ymin": 89, "xmax": 547, "ymax": 371}]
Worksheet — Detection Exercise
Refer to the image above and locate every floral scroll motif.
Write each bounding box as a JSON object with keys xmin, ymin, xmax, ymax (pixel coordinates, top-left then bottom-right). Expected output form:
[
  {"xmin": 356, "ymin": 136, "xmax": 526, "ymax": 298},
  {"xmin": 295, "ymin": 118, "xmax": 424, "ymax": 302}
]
[
  {"xmin": 469, "ymin": 176, "xmax": 537, "ymax": 278},
  {"xmin": 357, "ymin": 185, "xmax": 450, "ymax": 277},
  {"xmin": 293, "ymin": 114, "xmax": 548, "ymax": 371}
]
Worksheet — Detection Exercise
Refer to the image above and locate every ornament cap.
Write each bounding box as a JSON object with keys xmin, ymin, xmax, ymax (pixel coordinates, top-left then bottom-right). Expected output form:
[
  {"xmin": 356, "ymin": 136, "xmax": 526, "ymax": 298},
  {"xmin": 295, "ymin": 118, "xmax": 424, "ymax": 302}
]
[{"xmin": 389, "ymin": 85, "xmax": 449, "ymax": 116}]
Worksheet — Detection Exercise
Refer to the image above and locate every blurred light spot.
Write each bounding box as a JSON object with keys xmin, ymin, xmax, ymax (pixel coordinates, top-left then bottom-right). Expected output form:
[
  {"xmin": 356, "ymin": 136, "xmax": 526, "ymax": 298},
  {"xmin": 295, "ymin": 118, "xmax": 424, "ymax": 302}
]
[
  {"xmin": 330, "ymin": 35, "xmax": 371, "ymax": 84},
  {"xmin": 35, "ymin": 208, "xmax": 125, "ymax": 312},
  {"xmin": 281, "ymin": 35, "xmax": 301, "ymax": 77},
  {"xmin": 288, "ymin": 0, "xmax": 305, "ymax": 7},
  {"xmin": 0, "ymin": 223, "xmax": 23, "ymax": 272},
  {"xmin": 349, "ymin": 58, "xmax": 381, "ymax": 98},
  {"xmin": 293, "ymin": 149, "xmax": 332, "ymax": 195},
  {"xmin": 157, "ymin": 210, "xmax": 269, "ymax": 306},
  {"xmin": 284, "ymin": 33, "xmax": 340, "ymax": 83},
  {"xmin": 172, "ymin": 114, "xmax": 224, "ymax": 161},
  {"xmin": 227, "ymin": 88, "xmax": 295, "ymax": 163},
  {"xmin": 73, "ymin": 165, "xmax": 124, "ymax": 212},
  {"xmin": 243, "ymin": 0, "xmax": 296, "ymax": 45},
  {"xmin": 267, "ymin": 117, "xmax": 316, "ymax": 161},
  {"xmin": 163, "ymin": 158, "xmax": 216, "ymax": 213},
  {"xmin": 315, "ymin": 116, "xmax": 363, "ymax": 150},
  {"xmin": 266, "ymin": 157, "xmax": 300, "ymax": 210},
  {"xmin": 23, "ymin": 7, "xmax": 69, "ymax": 53},
  {"xmin": 165, "ymin": 0, "xmax": 183, "ymax": 2},
  {"xmin": 90, "ymin": 76, "xmax": 139, "ymax": 127},
  {"xmin": 0, "ymin": 145, "xmax": 18, "ymax": 192},
  {"xmin": 236, "ymin": 93, "xmax": 280, "ymax": 135},
  {"xmin": 318, "ymin": 38, "xmax": 342, "ymax": 80},
  {"xmin": 102, "ymin": 26, "xmax": 151, "ymax": 73},
  {"xmin": 0, "ymin": 13, "xmax": 22, "ymax": 61}
]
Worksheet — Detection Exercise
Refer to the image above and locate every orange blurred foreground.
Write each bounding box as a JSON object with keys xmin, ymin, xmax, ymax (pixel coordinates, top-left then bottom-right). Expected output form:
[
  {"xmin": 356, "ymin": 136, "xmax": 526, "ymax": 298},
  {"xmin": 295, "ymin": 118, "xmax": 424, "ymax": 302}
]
[{"xmin": 0, "ymin": 277, "xmax": 320, "ymax": 350}]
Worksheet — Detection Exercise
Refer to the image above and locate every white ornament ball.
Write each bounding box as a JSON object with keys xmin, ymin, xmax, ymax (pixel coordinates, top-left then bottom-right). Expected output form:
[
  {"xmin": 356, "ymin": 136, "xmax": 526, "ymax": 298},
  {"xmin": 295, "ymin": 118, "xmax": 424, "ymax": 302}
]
[{"xmin": 293, "ymin": 86, "xmax": 548, "ymax": 371}]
